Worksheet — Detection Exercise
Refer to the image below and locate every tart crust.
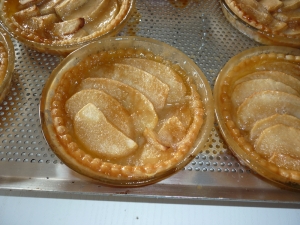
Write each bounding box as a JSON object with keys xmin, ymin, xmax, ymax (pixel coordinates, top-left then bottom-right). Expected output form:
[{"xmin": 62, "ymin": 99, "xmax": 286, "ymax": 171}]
[
  {"xmin": 215, "ymin": 46, "xmax": 300, "ymax": 188},
  {"xmin": 222, "ymin": 0, "xmax": 300, "ymax": 47},
  {"xmin": 43, "ymin": 44, "xmax": 210, "ymax": 185},
  {"xmin": 0, "ymin": 0, "xmax": 134, "ymax": 54}
]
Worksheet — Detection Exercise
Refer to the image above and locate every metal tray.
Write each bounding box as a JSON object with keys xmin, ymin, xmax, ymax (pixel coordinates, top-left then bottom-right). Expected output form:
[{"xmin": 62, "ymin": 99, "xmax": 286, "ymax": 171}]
[{"xmin": 0, "ymin": 0, "xmax": 300, "ymax": 206}]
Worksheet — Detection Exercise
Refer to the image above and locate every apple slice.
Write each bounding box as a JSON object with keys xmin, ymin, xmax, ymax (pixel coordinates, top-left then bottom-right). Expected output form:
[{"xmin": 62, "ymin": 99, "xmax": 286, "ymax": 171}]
[
  {"xmin": 236, "ymin": 90, "xmax": 300, "ymax": 130},
  {"xmin": 52, "ymin": 18, "xmax": 85, "ymax": 36},
  {"xmin": 233, "ymin": 70, "xmax": 300, "ymax": 94},
  {"xmin": 20, "ymin": 0, "xmax": 44, "ymax": 5},
  {"xmin": 39, "ymin": 0, "xmax": 64, "ymax": 15},
  {"xmin": 59, "ymin": 0, "xmax": 109, "ymax": 23},
  {"xmin": 83, "ymin": 0, "xmax": 118, "ymax": 34},
  {"xmin": 65, "ymin": 89, "xmax": 134, "ymax": 139},
  {"xmin": 231, "ymin": 78, "xmax": 299, "ymax": 108},
  {"xmin": 269, "ymin": 153, "xmax": 300, "ymax": 171},
  {"xmin": 158, "ymin": 116, "xmax": 187, "ymax": 147},
  {"xmin": 74, "ymin": 103, "xmax": 138, "ymax": 158},
  {"xmin": 13, "ymin": 5, "xmax": 40, "ymax": 23},
  {"xmin": 139, "ymin": 142, "xmax": 171, "ymax": 166},
  {"xmin": 28, "ymin": 14, "xmax": 59, "ymax": 30},
  {"xmin": 250, "ymin": 114, "xmax": 300, "ymax": 141},
  {"xmin": 117, "ymin": 58, "xmax": 187, "ymax": 103},
  {"xmin": 273, "ymin": 7, "xmax": 300, "ymax": 23},
  {"xmin": 78, "ymin": 78, "xmax": 158, "ymax": 133},
  {"xmin": 283, "ymin": 26, "xmax": 300, "ymax": 36},
  {"xmin": 257, "ymin": 61, "xmax": 300, "ymax": 78},
  {"xmin": 280, "ymin": 0, "xmax": 300, "ymax": 11},
  {"xmin": 90, "ymin": 63, "xmax": 169, "ymax": 110},
  {"xmin": 255, "ymin": 124, "xmax": 300, "ymax": 159},
  {"xmin": 143, "ymin": 128, "xmax": 167, "ymax": 151},
  {"xmin": 259, "ymin": 0, "xmax": 283, "ymax": 12},
  {"xmin": 54, "ymin": 0, "xmax": 88, "ymax": 20}
]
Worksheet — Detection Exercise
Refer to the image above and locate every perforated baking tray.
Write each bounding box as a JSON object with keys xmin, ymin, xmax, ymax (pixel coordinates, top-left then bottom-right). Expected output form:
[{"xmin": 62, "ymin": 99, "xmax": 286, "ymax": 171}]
[{"xmin": 0, "ymin": 0, "xmax": 300, "ymax": 205}]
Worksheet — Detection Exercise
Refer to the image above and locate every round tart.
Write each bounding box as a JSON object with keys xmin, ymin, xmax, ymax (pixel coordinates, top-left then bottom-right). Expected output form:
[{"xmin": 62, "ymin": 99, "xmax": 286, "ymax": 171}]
[
  {"xmin": 214, "ymin": 46, "xmax": 300, "ymax": 189},
  {"xmin": 40, "ymin": 36, "xmax": 214, "ymax": 186},
  {"xmin": 0, "ymin": 28, "xmax": 15, "ymax": 104},
  {"xmin": 0, "ymin": 0, "xmax": 135, "ymax": 55},
  {"xmin": 221, "ymin": 0, "xmax": 300, "ymax": 47}
]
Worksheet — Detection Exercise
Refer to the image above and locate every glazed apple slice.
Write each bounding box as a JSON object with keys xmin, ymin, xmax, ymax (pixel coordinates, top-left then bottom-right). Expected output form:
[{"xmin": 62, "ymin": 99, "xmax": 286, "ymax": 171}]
[
  {"xmin": 233, "ymin": 71, "xmax": 300, "ymax": 93},
  {"xmin": 274, "ymin": 8, "xmax": 300, "ymax": 23},
  {"xmin": 257, "ymin": 61, "xmax": 300, "ymax": 78},
  {"xmin": 60, "ymin": 0, "xmax": 109, "ymax": 22},
  {"xmin": 83, "ymin": 0, "xmax": 118, "ymax": 34},
  {"xmin": 74, "ymin": 103, "xmax": 138, "ymax": 158},
  {"xmin": 259, "ymin": 0, "xmax": 283, "ymax": 12},
  {"xmin": 39, "ymin": 0, "xmax": 64, "ymax": 15},
  {"xmin": 117, "ymin": 58, "xmax": 187, "ymax": 103},
  {"xmin": 157, "ymin": 116, "xmax": 187, "ymax": 147},
  {"xmin": 143, "ymin": 128, "xmax": 167, "ymax": 151},
  {"xmin": 280, "ymin": 0, "xmax": 300, "ymax": 11},
  {"xmin": 28, "ymin": 14, "xmax": 59, "ymax": 30},
  {"xmin": 282, "ymin": 26, "xmax": 300, "ymax": 36},
  {"xmin": 231, "ymin": 78, "xmax": 299, "ymax": 108},
  {"xmin": 236, "ymin": 90, "xmax": 300, "ymax": 130},
  {"xmin": 255, "ymin": 124, "xmax": 300, "ymax": 159},
  {"xmin": 235, "ymin": 0, "xmax": 287, "ymax": 31},
  {"xmin": 52, "ymin": 18, "xmax": 85, "ymax": 36},
  {"xmin": 13, "ymin": 5, "xmax": 40, "ymax": 23},
  {"xmin": 90, "ymin": 63, "xmax": 169, "ymax": 110},
  {"xmin": 269, "ymin": 153, "xmax": 300, "ymax": 171},
  {"xmin": 250, "ymin": 114, "xmax": 300, "ymax": 141},
  {"xmin": 19, "ymin": 0, "xmax": 44, "ymax": 6},
  {"xmin": 65, "ymin": 89, "xmax": 134, "ymax": 139},
  {"xmin": 78, "ymin": 78, "xmax": 158, "ymax": 133},
  {"xmin": 54, "ymin": 0, "xmax": 88, "ymax": 20}
]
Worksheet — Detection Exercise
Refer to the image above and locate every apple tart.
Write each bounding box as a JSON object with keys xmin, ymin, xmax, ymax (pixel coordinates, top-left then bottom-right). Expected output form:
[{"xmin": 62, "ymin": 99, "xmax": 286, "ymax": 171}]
[
  {"xmin": 0, "ymin": 0, "xmax": 134, "ymax": 55},
  {"xmin": 214, "ymin": 46, "xmax": 300, "ymax": 189},
  {"xmin": 40, "ymin": 37, "xmax": 214, "ymax": 186},
  {"xmin": 221, "ymin": 0, "xmax": 300, "ymax": 47},
  {"xmin": 0, "ymin": 28, "xmax": 15, "ymax": 104}
]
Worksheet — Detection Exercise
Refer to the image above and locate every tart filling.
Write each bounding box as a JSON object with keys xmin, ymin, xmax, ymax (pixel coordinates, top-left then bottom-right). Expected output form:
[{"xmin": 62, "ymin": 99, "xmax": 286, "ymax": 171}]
[
  {"xmin": 0, "ymin": 0, "xmax": 133, "ymax": 52},
  {"xmin": 224, "ymin": 0, "xmax": 300, "ymax": 39},
  {"xmin": 216, "ymin": 48, "xmax": 300, "ymax": 184},
  {"xmin": 49, "ymin": 48, "xmax": 205, "ymax": 182}
]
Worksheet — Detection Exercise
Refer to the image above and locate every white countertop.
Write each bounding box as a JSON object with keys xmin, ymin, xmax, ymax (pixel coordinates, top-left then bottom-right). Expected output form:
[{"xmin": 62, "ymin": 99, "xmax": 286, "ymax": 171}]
[{"xmin": 1, "ymin": 190, "xmax": 299, "ymax": 225}]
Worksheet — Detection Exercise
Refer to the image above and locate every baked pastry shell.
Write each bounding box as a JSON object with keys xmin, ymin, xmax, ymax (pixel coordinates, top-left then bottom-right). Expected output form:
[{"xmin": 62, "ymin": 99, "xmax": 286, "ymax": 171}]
[
  {"xmin": 220, "ymin": 0, "xmax": 300, "ymax": 48},
  {"xmin": 214, "ymin": 46, "xmax": 300, "ymax": 190},
  {"xmin": 0, "ymin": 0, "xmax": 135, "ymax": 56},
  {"xmin": 0, "ymin": 27, "xmax": 15, "ymax": 104},
  {"xmin": 40, "ymin": 36, "xmax": 214, "ymax": 187}
]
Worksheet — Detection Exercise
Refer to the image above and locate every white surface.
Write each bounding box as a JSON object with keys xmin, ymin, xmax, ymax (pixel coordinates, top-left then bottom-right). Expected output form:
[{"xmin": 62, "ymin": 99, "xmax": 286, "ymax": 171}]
[{"xmin": 0, "ymin": 194, "xmax": 299, "ymax": 225}]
